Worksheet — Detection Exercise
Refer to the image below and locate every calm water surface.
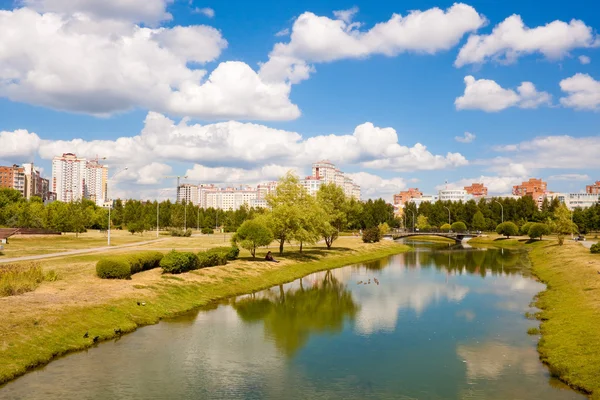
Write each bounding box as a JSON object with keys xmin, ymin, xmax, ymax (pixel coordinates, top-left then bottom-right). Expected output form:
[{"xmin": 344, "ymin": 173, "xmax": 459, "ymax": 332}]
[{"xmin": 1, "ymin": 241, "xmax": 584, "ymax": 399}]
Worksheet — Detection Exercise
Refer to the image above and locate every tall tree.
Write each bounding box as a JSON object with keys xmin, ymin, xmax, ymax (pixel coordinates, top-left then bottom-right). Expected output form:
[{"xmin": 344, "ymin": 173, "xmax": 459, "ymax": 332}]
[
  {"xmin": 316, "ymin": 183, "xmax": 348, "ymax": 249},
  {"xmin": 266, "ymin": 172, "xmax": 304, "ymax": 254}
]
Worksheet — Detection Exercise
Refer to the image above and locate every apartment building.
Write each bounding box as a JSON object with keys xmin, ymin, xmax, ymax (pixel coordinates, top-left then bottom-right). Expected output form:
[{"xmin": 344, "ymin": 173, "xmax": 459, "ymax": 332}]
[
  {"xmin": 205, "ymin": 187, "xmax": 258, "ymax": 211},
  {"xmin": 438, "ymin": 189, "xmax": 473, "ymax": 202},
  {"xmin": 300, "ymin": 176, "xmax": 323, "ymax": 196},
  {"xmin": 586, "ymin": 181, "xmax": 600, "ymax": 195},
  {"xmin": 52, "ymin": 153, "xmax": 108, "ymax": 205},
  {"xmin": 548, "ymin": 192, "xmax": 600, "ymax": 211},
  {"xmin": 464, "ymin": 183, "xmax": 488, "ymax": 197},
  {"xmin": 177, "ymin": 183, "xmax": 199, "ymax": 205},
  {"xmin": 257, "ymin": 181, "xmax": 278, "ymax": 200},
  {"xmin": 512, "ymin": 178, "xmax": 548, "ymax": 208},
  {"xmin": 393, "ymin": 188, "xmax": 423, "ymax": 207},
  {"xmin": 0, "ymin": 164, "xmax": 25, "ymax": 196},
  {"xmin": 310, "ymin": 160, "xmax": 360, "ymax": 200}
]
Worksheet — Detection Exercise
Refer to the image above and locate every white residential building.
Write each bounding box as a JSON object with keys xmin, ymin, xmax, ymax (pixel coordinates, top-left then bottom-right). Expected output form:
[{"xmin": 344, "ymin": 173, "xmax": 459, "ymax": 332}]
[
  {"xmin": 51, "ymin": 154, "xmax": 108, "ymax": 205},
  {"xmin": 310, "ymin": 160, "xmax": 360, "ymax": 200},
  {"xmin": 177, "ymin": 184, "xmax": 198, "ymax": 205},
  {"xmin": 549, "ymin": 193, "xmax": 600, "ymax": 211},
  {"xmin": 438, "ymin": 189, "xmax": 472, "ymax": 202},
  {"xmin": 205, "ymin": 187, "xmax": 258, "ymax": 211},
  {"xmin": 300, "ymin": 176, "xmax": 323, "ymax": 196},
  {"xmin": 409, "ymin": 195, "xmax": 439, "ymax": 207},
  {"xmin": 257, "ymin": 181, "xmax": 278, "ymax": 200}
]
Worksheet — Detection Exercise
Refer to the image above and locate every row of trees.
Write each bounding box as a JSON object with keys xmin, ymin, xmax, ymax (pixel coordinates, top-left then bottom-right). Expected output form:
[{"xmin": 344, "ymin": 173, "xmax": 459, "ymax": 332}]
[{"xmin": 404, "ymin": 196, "xmax": 600, "ymax": 234}]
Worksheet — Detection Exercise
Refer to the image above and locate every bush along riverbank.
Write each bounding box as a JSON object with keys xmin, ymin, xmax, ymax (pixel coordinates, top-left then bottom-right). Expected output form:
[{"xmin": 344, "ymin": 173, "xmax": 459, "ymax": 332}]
[
  {"xmin": 529, "ymin": 241, "xmax": 600, "ymax": 399},
  {"xmin": 0, "ymin": 240, "xmax": 409, "ymax": 386}
]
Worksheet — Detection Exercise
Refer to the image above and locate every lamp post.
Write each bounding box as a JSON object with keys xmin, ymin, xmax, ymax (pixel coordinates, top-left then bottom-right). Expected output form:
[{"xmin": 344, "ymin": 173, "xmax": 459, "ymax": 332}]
[
  {"xmin": 106, "ymin": 166, "xmax": 128, "ymax": 246},
  {"xmin": 443, "ymin": 206, "xmax": 451, "ymax": 226},
  {"xmin": 408, "ymin": 209, "xmax": 415, "ymax": 232},
  {"xmin": 493, "ymin": 200, "xmax": 504, "ymax": 224}
]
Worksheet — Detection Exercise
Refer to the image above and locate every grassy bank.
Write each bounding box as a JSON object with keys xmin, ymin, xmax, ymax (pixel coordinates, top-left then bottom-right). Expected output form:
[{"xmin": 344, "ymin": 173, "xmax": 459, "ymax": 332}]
[
  {"xmin": 0, "ymin": 238, "xmax": 408, "ymax": 385},
  {"xmin": 529, "ymin": 241, "xmax": 600, "ymax": 399}
]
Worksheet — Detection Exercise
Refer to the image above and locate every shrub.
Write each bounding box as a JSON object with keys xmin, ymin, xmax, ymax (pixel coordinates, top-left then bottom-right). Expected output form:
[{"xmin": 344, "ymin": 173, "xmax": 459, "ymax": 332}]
[
  {"xmin": 160, "ymin": 250, "xmax": 199, "ymax": 274},
  {"xmin": 232, "ymin": 219, "xmax": 273, "ymax": 258},
  {"xmin": 207, "ymin": 246, "xmax": 239, "ymax": 261},
  {"xmin": 451, "ymin": 221, "xmax": 467, "ymax": 233},
  {"xmin": 520, "ymin": 222, "xmax": 533, "ymax": 236},
  {"xmin": 170, "ymin": 228, "xmax": 192, "ymax": 237},
  {"xmin": 96, "ymin": 251, "xmax": 164, "ymax": 279},
  {"xmin": 0, "ymin": 263, "xmax": 45, "ymax": 297},
  {"xmin": 362, "ymin": 227, "xmax": 382, "ymax": 243},
  {"xmin": 201, "ymin": 227, "xmax": 214, "ymax": 235},
  {"xmin": 96, "ymin": 258, "xmax": 131, "ymax": 279},
  {"xmin": 197, "ymin": 252, "xmax": 227, "ymax": 268},
  {"xmin": 496, "ymin": 221, "xmax": 519, "ymax": 238},
  {"xmin": 528, "ymin": 223, "xmax": 551, "ymax": 240},
  {"xmin": 440, "ymin": 223, "xmax": 451, "ymax": 232},
  {"xmin": 591, "ymin": 243, "xmax": 600, "ymax": 254}
]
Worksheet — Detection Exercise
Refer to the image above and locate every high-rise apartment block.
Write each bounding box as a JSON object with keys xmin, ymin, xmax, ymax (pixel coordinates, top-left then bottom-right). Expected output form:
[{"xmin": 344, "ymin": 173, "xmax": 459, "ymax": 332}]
[
  {"xmin": 586, "ymin": 181, "xmax": 600, "ymax": 194},
  {"xmin": 0, "ymin": 163, "xmax": 50, "ymax": 200},
  {"xmin": 0, "ymin": 164, "xmax": 25, "ymax": 195},
  {"xmin": 52, "ymin": 153, "xmax": 108, "ymax": 206},
  {"xmin": 308, "ymin": 160, "xmax": 360, "ymax": 200},
  {"xmin": 464, "ymin": 183, "xmax": 488, "ymax": 197},
  {"xmin": 393, "ymin": 188, "xmax": 423, "ymax": 207}
]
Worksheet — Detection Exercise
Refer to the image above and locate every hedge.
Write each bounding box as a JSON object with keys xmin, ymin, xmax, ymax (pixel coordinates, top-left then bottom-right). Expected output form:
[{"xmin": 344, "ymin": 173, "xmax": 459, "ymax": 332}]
[
  {"xmin": 362, "ymin": 227, "xmax": 382, "ymax": 243},
  {"xmin": 96, "ymin": 251, "xmax": 164, "ymax": 279},
  {"xmin": 591, "ymin": 243, "xmax": 600, "ymax": 254},
  {"xmin": 206, "ymin": 246, "xmax": 239, "ymax": 261},
  {"xmin": 160, "ymin": 250, "xmax": 200, "ymax": 274}
]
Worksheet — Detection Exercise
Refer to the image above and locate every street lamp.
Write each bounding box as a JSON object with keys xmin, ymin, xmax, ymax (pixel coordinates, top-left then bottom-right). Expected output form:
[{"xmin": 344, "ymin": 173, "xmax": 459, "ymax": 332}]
[
  {"xmin": 106, "ymin": 166, "xmax": 128, "ymax": 246},
  {"xmin": 408, "ymin": 209, "xmax": 415, "ymax": 232},
  {"xmin": 443, "ymin": 206, "xmax": 451, "ymax": 226},
  {"xmin": 493, "ymin": 200, "xmax": 504, "ymax": 224}
]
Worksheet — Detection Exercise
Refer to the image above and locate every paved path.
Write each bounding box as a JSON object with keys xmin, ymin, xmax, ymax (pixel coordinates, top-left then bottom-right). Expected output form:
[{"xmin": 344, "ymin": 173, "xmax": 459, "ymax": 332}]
[
  {"xmin": 579, "ymin": 240, "xmax": 595, "ymax": 249},
  {"xmin": 0, "ymin": 238, "xmax": 166, "ymax": 264}
]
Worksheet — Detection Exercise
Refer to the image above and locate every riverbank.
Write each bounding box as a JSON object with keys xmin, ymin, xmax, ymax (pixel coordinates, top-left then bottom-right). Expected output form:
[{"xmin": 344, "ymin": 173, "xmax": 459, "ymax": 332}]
[
  {"xmin": 0, "ymin": 238, "xmax": 409, "ymax": 386},
  {"xmin": 529, "ymin": 241, "xmax": 600, "ymax": 399}
]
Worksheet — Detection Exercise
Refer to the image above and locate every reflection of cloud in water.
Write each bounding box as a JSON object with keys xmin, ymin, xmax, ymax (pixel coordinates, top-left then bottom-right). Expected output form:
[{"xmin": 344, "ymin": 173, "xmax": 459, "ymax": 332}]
[
  {"xmin": 456, "ymin": 310, "xmax": 476, "ymax": 322},
  {"xmin": 457, "ymin": 341, "xmax": 541, "ymax": 380}
]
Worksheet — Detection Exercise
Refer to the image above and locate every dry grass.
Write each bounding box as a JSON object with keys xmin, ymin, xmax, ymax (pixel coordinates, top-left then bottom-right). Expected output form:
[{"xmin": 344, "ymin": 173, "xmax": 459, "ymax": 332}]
[
  {"xmin": 0, "ymin": 236, "xmax": 408, "ymax": 385},
  {"xmin": 0, "ymin": 263, "xmax": 45, "ymax": 297}
]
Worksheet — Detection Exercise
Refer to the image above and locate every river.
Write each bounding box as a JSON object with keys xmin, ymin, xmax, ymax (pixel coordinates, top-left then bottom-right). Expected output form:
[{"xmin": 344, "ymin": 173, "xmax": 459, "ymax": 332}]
[{"xmin": 0, "ymin": 241, "xmax": 584, "ymax": 399}]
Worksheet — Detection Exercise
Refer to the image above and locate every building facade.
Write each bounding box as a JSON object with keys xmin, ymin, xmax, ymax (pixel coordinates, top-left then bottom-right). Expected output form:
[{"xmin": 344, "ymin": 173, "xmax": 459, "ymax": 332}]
[
  {"xmin": 393, "ymin": 188, "xmax": 423, "ymax": 207},
  {"xmin": 464, "ymin": 183, "xmax": 488, "ymax": 197},
  {"xmin": 586, "ymin": 181, "xmax": 600, "ymax": 195},
  {"xmin": 512, "ymin": 178, "xmax": 548, "ymax": 209},
  {"xmin": 177, "ymin": 184, "xmax": 199, "ymax": 205},
  {"xmin": 52, "ymin": 153, "xmax": 108, "ymax": 205},
  {"xmin": 438, "ymin": 189, "xmax": 472, "ymax": 202},
  {"xmin": 0, "ymin": 164, "xmax": 25, "ymax": 196},
  {"xmin": 310, "ymin": 160, "xmax": 360, "ymax": 200},
  {"xmin": 549, "ymin": 193, "xmax": 600, "ymax": 211}
]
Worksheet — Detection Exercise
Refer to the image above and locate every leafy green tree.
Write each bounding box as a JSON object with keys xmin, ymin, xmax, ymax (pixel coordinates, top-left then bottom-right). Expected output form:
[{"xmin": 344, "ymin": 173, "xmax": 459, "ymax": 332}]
[
  {"xmin": 550, "ymin": 204, "xmax": 577, "ymax": 245},
  {"xmin": 471, "ymin": 211, "xmax": 486, "ymax": 231},
  {"xmin": 266, "ymin": 172, "xmax": 304, "ymax": 254},
  {"xmin": 378, "ymin": 222, "xmax": 390, "ymax": 236},
  {"xmin": 528, "ymin": 223, "xmax": 550, "ymax": 240},
  {"xmin": 316, "ymin": 184, "xmax": 348, "ymax": 248},
  {"xmin": 496, "ymin": 221, "xmax": 518, "ymax": 238},
  {"xmin": 440, "ymin": 223, "xmax": 451, "ymax": 232},
  {"xmin": 520, "ymin": 222, "xmax": 533, "ymax": 236},
  {"xmin": 416, "ymin": 215, "xmax": 430, "ymax": 231},
  {"xmin": 233, "ymin": 218, "xmax": 274, "ymax": 258},
  {"xmin": 451, "ymin": 221, "xmax": 467, "ymax": 233}
]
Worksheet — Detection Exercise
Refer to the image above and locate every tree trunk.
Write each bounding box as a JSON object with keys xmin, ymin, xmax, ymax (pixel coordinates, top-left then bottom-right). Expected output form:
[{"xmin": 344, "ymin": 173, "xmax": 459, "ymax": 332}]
[
  {"xmin": 279, "ymin": 284, "xmax": 285, "ymax": 303},
  {"xmin": 325, "ymin": 236, "xmax": 332, "ymax": 249},
  {"xmin": 279, "ymin": 238, "xmax": 284, "ymax": 255},
  {"xmin": 299, "ymin": 241, "xmax": 303, "ymax": 253},
  {"xmin": 251, "ymin": 246, "xmax": 256, "ymax": 259}
]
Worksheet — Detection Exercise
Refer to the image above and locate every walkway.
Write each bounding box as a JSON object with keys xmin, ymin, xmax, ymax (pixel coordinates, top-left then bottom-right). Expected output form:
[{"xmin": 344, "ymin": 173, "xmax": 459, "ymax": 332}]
[{"xmin": 0, "ymin": 238, "xmax": 166, "ymax": 264}]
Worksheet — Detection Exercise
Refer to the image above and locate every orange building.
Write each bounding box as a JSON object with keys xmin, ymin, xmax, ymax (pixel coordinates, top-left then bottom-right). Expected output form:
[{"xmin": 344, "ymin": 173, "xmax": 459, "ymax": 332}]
[
  {"xmin": 464, "ymin": 183, "xmax": 488, "ymax": 197},
  {"xmin": 0, "ymin": 164, "xmax": 26, "ymax": 195},
  {"xmin": 393, "ymin": 188, "xmax": 423, "ymax": 207},
  {"xmin": 513, "ymin": 178, "xmax": 548, "ymax": 208},
  {"xmin": 586, "ymin": 181, "xmax": 600, "ymax": 194}
]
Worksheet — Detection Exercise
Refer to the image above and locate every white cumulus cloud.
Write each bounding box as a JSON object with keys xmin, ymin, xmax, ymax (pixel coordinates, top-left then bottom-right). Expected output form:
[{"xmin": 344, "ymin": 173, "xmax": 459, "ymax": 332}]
[
  {"xmin": 0, "ymin": 8, "xmax": 299, "ymax": 120},
  {"xmin": 0, "ymin": 129, "xmax": 42, "ymax": 162},
  {"xmin": 559, "ymin": 73, "xmax": 600, "ymax": 110},
  {"xmin": 193, "ymin": 7, "xmax": 215, "ymax": 18},
  {"xmin": 579, "ymin": 55, "xmax": 591, "ymax": 64},
  {"xmin": 456, "ymin": 15, "xmax": 599, "ymax": 67},
  {"xmin": 345, "ymin": 172, "xmax": 407, "ymax": 200},
  {"xmin": 455, "ymin": 76, "xmax": 551, "ymax": 112},
  {"xmin": 455, "ymin": 132, "xmax": 476, "ymax": 143},
  {"xmin": 260, "ymin": 3, "xmax": 485, "ymax": 83}
]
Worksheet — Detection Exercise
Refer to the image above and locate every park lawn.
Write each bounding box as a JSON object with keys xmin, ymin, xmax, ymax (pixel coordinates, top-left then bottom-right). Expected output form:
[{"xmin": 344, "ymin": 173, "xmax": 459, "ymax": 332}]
[
  {"xmin": 0, "ymin": 230, "xmax": 154, "ymax": 258},
  {"xmin": 0, "ymin": 236, "xmax": 409, "ymax": 385}
]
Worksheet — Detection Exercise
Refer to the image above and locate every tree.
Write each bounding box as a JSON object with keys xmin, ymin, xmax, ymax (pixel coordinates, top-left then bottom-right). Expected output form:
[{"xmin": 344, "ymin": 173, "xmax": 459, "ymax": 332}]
[
  {"xmin": 440, "ymin": 223, "xmax": 451, "ymax": 232},
  {"xmin": 233, "ymin": 218, "xmax": 274, "ymax": 258},
  {"xmin": 378, "ymin": 222, "xmax": 390, "ymax": 236},
  {"xmin": 292, "ymin": 191, "xmax": 324, "ymax": 253},
  {"xmin": 550, "ymin": 204, "xmax": 577, "ymax": 245},
  {"xmin": 266, "ymin": 172, "xmax": 304, "ymax": 255},
  {"xmin": 451, "ymin": 221, "xmax": 467, "ymax": 233},
  {"xmin": 416, "ymin": 215, "xmax": 430, "ymax": 231},
  {"xmin": 520, "ymin": 222, "xmax": 533, "ymax": 236},
  {"xmin": 362, "ymin": 227, "xmax": 381, "ymax": 243},
  {"xmin": 496, "ymin": 221, "xmax": 518, "ymax": 238},
  {"xmin": 316, "ymin": 184, "xmax": 348, "ymax": 249},
  {"xmin": 472, "ymin": 211, "xmax": 486, "ymax": 231},
  {"xmin": 528, "ymin": 223, "xmax": 550, "ymax": 240}
]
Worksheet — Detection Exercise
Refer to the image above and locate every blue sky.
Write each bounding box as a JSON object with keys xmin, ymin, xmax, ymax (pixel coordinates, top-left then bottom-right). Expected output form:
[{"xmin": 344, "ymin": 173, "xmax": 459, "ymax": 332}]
[{"xmin": 0, "ymin": 0, "xmax": 599, "ymax": 200}]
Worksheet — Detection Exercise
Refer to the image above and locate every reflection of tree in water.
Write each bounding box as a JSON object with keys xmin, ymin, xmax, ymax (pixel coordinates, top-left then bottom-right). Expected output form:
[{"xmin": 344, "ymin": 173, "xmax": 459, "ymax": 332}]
[
  {"xmin": 360, "ymin": 258, "xmax": 386, "ymax": 271},
  {"xmin": 403, "ymin": 248, "xmax": 529, "ymax": 277},
  {"xmin": 232, "ymin": 270, "xmax": 358, "ymax": 357}
]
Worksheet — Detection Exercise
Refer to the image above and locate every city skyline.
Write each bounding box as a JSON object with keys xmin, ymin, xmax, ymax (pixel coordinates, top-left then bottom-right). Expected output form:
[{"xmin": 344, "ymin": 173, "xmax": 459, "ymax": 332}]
[{"xmin": 0, "ymin": 0, "xmax": 599, "ymax": 201}]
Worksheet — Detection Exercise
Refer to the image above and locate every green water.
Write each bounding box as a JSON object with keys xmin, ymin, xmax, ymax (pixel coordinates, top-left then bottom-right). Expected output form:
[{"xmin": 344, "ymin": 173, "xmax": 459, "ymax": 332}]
[{"xmin": 0, "ymin": 242, "xmax": 584, "ymax": 399}]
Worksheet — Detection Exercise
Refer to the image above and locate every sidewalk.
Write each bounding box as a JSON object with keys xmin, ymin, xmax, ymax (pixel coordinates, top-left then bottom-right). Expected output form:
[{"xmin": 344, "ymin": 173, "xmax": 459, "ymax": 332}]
[{"xmin": 0, "ymin": 238, "xmax": 165, "ymax": 264}]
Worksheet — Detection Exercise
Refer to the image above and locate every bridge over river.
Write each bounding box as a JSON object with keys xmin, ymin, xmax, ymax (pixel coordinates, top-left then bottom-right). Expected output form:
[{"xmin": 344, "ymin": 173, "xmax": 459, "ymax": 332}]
[{"xmin": 384, "ymin": 232, "xmax": 480, "ymax": 243}]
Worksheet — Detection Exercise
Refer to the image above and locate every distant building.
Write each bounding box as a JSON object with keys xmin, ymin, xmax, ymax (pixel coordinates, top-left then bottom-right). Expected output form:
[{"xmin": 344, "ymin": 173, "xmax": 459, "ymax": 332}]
[
  {"xmin": 464, "ymin": 183, "xmax": 488, "ymax": 197},
  {"xmin": 409, "ymin": 195, "xmax": 439, "ymax": 207},
  {"xmin": 300, "ymin": 176, "xmax": 323, "ymax": 196},
  {"xmin": 311, "ymin": 160, "xmax": 360, "ymax": 200},
  {"xmin": 51, "ymin": 153, "xmax": 108, "ymax": 206},
  {"xmin": 257, "ymin": 181, "xmax": 278, "ymax": 200},
  {"xmin": 586, "ymin": 181, "xmax": 600, "ymax": 195},
  {"xmin": 393, "ymin": 188, "xmax": 423, "ymax": 207},
  {"xmin": 0, "ymin": 164, "xmax": 25, "ymax": 196},
  {"xmin": 548, "ymin": 192, "xmax": 600, "ymax": 211},
  {"xmin": 177, "ymin": 183, "xmax": 198, "ymax": 205},
  {"xmin": 512, "ymin": 178, "xmax": 548, "ymax": 208},
  {"xmin": 438, "ymin": 189, "xmax": 472, "ymax": 202},
  {"xmin": 205, "ymin": 187, "xmax": 258, "ymax": 211}
]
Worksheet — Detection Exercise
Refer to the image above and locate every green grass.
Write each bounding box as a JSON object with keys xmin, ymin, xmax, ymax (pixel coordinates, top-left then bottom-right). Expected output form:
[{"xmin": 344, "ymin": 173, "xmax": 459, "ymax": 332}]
[
  {"xmin": 0, "ymin": 263, "xmax": 45, "ymax": 297},
  {"xmin": 0, "ymin": 240, "xmax": 409, "ymax": 385},
  {"xmin": 529, "ymin": 242, "xmax": 600, "ymax": 398}
]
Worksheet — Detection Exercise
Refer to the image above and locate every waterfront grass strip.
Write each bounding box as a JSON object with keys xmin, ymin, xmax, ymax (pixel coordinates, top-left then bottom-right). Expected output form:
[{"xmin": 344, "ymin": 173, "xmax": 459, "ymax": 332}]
[{"xmin": 0, "ymin": 240, "xmax": 408, "ymax": 385}]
